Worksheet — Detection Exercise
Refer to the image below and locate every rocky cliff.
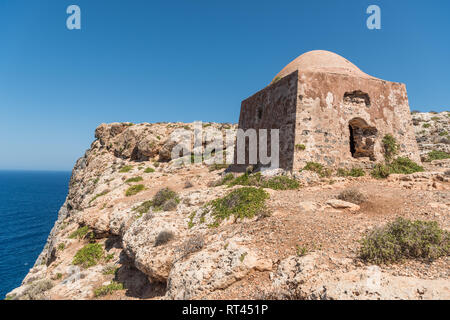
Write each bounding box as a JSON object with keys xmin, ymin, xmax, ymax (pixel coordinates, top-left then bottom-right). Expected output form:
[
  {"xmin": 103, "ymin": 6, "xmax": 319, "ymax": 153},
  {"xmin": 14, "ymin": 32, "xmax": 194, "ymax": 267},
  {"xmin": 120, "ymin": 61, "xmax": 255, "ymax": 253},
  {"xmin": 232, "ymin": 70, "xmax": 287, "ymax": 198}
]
[{"xmin": 6, "ymin": 112, "xmax": 450, "ymax": 300}]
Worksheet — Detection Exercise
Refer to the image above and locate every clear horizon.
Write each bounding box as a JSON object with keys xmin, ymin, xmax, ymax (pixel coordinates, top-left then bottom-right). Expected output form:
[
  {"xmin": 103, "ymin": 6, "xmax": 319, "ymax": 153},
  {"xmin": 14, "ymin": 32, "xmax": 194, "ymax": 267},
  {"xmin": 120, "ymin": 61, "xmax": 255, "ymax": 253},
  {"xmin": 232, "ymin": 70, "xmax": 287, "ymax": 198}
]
[{"xmin": 1, "ymin": 0, "xmax": 449, "ymax": 171}]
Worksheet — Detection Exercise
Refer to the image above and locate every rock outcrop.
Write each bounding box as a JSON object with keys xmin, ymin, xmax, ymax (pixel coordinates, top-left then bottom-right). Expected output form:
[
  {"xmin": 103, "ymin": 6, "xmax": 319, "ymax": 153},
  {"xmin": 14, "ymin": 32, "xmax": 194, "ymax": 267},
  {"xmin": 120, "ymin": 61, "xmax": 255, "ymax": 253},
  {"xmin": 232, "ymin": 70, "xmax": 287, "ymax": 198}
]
[{"xmin": 6, "ymin": 116, "xmax": 449, "ymax": 301}]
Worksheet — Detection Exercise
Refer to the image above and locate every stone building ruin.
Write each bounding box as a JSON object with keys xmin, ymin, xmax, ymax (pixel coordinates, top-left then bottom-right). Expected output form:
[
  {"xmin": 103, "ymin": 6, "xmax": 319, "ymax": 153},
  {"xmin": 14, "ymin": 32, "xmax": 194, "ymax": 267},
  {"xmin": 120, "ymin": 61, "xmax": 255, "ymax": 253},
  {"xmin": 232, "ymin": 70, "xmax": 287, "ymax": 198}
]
[{"xmin": 234, "ymin": 50, "xmax": 421, "ymax": 171}]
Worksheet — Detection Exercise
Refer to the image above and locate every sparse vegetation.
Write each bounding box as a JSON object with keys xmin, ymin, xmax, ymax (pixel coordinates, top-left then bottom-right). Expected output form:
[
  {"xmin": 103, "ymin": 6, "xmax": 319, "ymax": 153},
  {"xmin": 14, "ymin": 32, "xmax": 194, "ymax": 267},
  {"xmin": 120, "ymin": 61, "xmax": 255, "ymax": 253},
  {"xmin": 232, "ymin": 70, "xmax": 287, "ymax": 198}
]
[
  {"xmin": 422, "ymin": 123, "xmax": 431, "ymax": 128},
  {"xmin": 426, "ymin": 150, "xmax": 450, "ymax": 161},
  {"xmin": 208, "ymin": 163, "xmax": 229, "ymax": 172},
  {"xmin": 57, "ymin": 243, "xmax": 65, "ymax": 251},
  {"xmin": 360, "ymin": 218, "xmax": 450, "ymax": 265},
  {"xmin": 132, "ymin": 200, "xmax": 153, "ymax": 217},
  {"xmin": 371, "ymin": 157, "xmax": 424, "ymax": 179},
  {"xmin": 125, "ymin": 184, "xmax": 145, "ymax": 196},
  {"xmin": 19, "ymin": 279, "xmax": 53, "ymax": 300},
  {"xmin": 295, "ymin": 144, "xmax": 306, "ymax": 151},
  {"xmin": 208, "ymin": 187, "xmax": 269, "ymax": 227},
  {"xmin": 125, "ymin": 176, "xmax": 143, "ymax": 183},
  {"xmin": 89, "ymin": 190, "xmax": 109, "ymax": 205},
  {"xmin": 181, "ymin": 235, "xmax": 205, "ymax": 258},
  {"xmin": 296, "ymin": 245, "xmax": 308, "ymax": 257},
  {"xmin": 94, "ymin": 281, "xmax": 124, "ymax": 297},
  {"xmin": 119, "ymin": 165, "xmax": 133, "ymax": 173},
  {"xmin": 152, "ymin": 188, "xmax": 180, "ymax": 210},
  {"xmin": 338, "ymin": 188, "xmax": 367, "ymax": 204},
  {"xmin": 302, "ymin": 162, "xmax": 331, "ymax": 177},
  {"xmin": 69, "ymin": 226, "xmax": 90, "ymax": 239},
  {"xmin": 337, "ymin": 167, "xmax": 365, "ymax": 177},
  {"xmin": 439, "ymin": 131, "xmax": 448, "ymax": 136},
  {"xmin": 382, "ymin": 134, "xmax": 399, "ymax": 160},
  {"xmin": 224, "ymin": 172, "xmax": 299, "ymax": 190},
  {"xmin": 102, "ymin": 265, "xmax": 119, "ymax": 275},
  {"xmin": 154, "ymin": 230, "xmax": 175, "ymax": 246},
  {"xmin": 72, "ymin": 243, "xmax": 104, "ymax": 268},
  {"xmin": 144, "ymin": 167, "xmax": 155, "ymax": 173}
]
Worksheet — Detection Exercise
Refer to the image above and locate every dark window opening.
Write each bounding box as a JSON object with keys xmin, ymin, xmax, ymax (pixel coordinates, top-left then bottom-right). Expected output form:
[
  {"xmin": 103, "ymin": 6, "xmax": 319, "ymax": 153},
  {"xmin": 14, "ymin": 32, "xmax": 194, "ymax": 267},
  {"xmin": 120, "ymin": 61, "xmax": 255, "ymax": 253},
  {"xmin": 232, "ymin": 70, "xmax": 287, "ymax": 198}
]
[
  {"xmin": 344, "ymin": 90, "xmax": 371, "ymax": 107},
  {"xmin": 257, "ymin": 106, "xmax": 263, "ymax": 120}
]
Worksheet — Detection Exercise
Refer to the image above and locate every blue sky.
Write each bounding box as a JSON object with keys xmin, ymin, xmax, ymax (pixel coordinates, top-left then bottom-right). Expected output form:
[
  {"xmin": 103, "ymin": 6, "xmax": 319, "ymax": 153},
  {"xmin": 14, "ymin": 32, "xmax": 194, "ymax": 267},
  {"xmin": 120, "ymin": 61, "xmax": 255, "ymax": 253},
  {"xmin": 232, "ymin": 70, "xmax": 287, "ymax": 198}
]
[{"xmin": 0, "ymin": 0, "xmax": 449, "ymax": 170}]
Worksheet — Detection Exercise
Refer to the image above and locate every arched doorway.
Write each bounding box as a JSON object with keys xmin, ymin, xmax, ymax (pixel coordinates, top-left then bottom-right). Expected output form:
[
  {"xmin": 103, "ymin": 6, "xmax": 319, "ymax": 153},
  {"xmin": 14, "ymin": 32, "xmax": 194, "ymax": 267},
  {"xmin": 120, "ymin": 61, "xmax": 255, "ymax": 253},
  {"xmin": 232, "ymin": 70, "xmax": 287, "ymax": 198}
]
[{"xmin": 348, "ymin": 118, "xmax": 378, "ymax": 160}]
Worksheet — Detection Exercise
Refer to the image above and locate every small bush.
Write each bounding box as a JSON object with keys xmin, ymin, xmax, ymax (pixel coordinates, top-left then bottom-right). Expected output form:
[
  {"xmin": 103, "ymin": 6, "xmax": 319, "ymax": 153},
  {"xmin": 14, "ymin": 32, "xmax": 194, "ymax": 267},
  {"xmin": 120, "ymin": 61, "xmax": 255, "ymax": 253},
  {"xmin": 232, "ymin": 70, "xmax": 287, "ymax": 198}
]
[
  {"xmin": 439, "ymin": 131, "xmax": 448, "ymax": 136},
  {"xmin": 337, "ymin": 167, "xmax": 365, "ymax": 177},
  {"xmin": 360, "ymin": 218, "xmax": 450, "ymax": 264},
  {"xmin": 144, "ymin": 167, "xmax": 155, "ymax": 173},
  {"xmin": 102, "ymin": 265, "xmax": 119, "ymax": 275},
  {"xmin": 155, "ymin": 230, "xmax": 174, "ymax": 247},
  {"xmin": 382, "ymin": 134, "xmax": 399, "ymax": 160},
  {"xmin": 152, "ymin": 188, "xmax": 180, "ymax": 210},
  {"xmin": 208, "ymin": 163, "xmax": 229, "ymax": 172},
  {"xmin": 57, "ymin": 243, "xmax": 65, "ymax": 251},
  {"xmin": 181, "ymin": 235, "xmax": 205, "ymax": 258},
  {"xmin": 431, "ymin": 116, "xmax": 440, "ymax": 121},
  {"xmin": 427, "ymin": 150, "xmax": 450, "ymax": 161},
  {"xmin": 225, "ymin": 172, "xmax": 299, "ymax": 190},
  {"xmin": 125, "ymin": 176, "xmax": 143, "ymax": 183},
  {"xmin": 295, "ymin": 144, "xmax": 306, "ymax": 151},
  {"xmin": 132, "ymin": 200, "xmax": 153, "ymax": 217},
  {"xmin": 94, "ymin": 281, "xmax": 124, "ymax": 297},
  {"xmin": 422, "ymin": 123, "xmax": 431, "ymax": 128},
  {"xmin": 20, "ymin": 280, "xmax": 53, "ymax": 300},
  {"xmin": 69, "ymin": 226, "xmax": 89, "ymax": 239},
  {"xmin": 208, "ymin": 187, "xmax": 269, "ymax": 227},
  {"xmin": 338, "ymin": 188, "xmax": 367, "ymax": 204},
  {"xmin": 302, "ymin": 162, "xmax": 331, "ymax": 177},
  {"xmin": 89, "ymin": 190, "xmax": 109, "ymax": 205},
  {"xmin": 119, "ymin": 165, "xmax": 133, "ymax": 173},
  {"xmin": 125, "ymin": 184, "xmax": 145, "ymax": 196},
  {"xmin": 72, "ymin": 243, "xmax": 104, "ymax": 268},
  {"xmin": 296, "ymin": 245, "xmax": 308, "ymax": 257},
  {"xmin": 371, "ymin": 157, "xmax": 423, "ymax": 178},
  {"xmin": 163, "ymin": 198, "xmax": 178, "ymax": 211},
  {"xmin": 389, "ymin": 157, "xmax": 424, "ymax": 174}
]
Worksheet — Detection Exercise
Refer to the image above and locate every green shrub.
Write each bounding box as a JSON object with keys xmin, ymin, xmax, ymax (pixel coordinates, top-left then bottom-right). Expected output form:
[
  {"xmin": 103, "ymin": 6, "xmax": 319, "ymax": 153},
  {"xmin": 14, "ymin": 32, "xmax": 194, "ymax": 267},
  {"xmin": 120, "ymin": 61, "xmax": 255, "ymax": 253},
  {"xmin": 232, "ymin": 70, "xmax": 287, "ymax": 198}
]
[
  {"xmin": 439, "ymin": 131, "xmax": 448, "ymax": 136},
  {"xmin": 57, "ymin": 243, "xmax": 65, "ymax": 251},
  {"xmin": 295, "ymin": 144, "xmax": 306, "ymax": 151},
  {"xmin": 371, "ymin": 157, "xmax": 423, "ymax": 178},
  {"xmin": 360, "ymin": 218, "xmax": 450, "ymax": 264},
  {"xmin": 338, "ymin": 188, "xmax": 367, "ymax": 204},
  {"xmin": 102, "ymin": 265, "xmax": 119, "ymax": 275},
  {"xmin": 144, "ymin": 167, "xmax": 155, "ymax": 173},
  {"xmin": 427, "ymin": 150, "xmax": 450, "ymax": 161},
  {"xmin": 422, "ymin": 123, "xmax": 431, "ymax": 128},
  {"xmin": 89, "ymin": 190, "xmax": 109, "ymax": 205},
  {"xmin": 382, "ymin": 134, "xmax": 399, "ymax": 160},
  {"xmin": 154, "ymin": 230, "xmax": 174, "ymax": 246},
  {"xmin": 337, "ymin": 167, "xmax": 365, "ymax": 177},
  {"xmin": 125, "ymin": 184, "xmax": 145, "ymax": 196},
  {"xmin": 208, "ymin": 163, "xmax": 229, "ymax": 172},
  {"xmin": 125, "ymin": 176, "xmax": 143, "ymax": 183},
  {"xmin": 94, "ymin": 281, "xmax": 124, "ymax": 297},
  {"xmin": 389, "ymin": 157, "xmax": 424, "ymax": 174},
  {"xmin": 225, "ymin": 173, "xmax": 299, "ymax": 190},
  {"xmin": 431, "ymin": 116, "xmax": 440, "ymax": 121},
  {"xmin": 132, "ymin": 200, "xmax": 153, "ymax": 217},
  {"xmin": 208, "ymin": 187, "xmax": 269, "ymax": 227},
  {"xmin": 119, "ymin": 165, "xmax": 133, "ymax": 173},
  {"xmin": 69, "ymin": 226, "xmax": 89, "ymax": 239},
  {"xmin": 260, "ymin": 175, "xmax": 300, "ymax": 190},
  {"xmin": 72, "ymin": 243, "xmax": 104, "ymax": 268},
  {"xmin": 152, "ymin": 188, "xmax": 180, "ymax": 210},
  {"xmin": 296, "ymin": 245, "xmax": 308, "ymax": 257},
  {"xmin": 302, "ymin": 162, "xmax": 331, "ymax": 177}
]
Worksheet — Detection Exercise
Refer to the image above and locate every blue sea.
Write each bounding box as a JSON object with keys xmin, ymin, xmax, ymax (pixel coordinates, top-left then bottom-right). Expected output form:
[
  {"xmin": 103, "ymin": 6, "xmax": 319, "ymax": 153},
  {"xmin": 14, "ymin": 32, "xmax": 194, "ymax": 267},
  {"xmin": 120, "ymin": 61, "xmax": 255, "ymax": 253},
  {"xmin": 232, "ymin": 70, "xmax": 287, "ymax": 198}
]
[{"xmin": 0, "ymin": 170, "xmax": 71, "ymax": 298}]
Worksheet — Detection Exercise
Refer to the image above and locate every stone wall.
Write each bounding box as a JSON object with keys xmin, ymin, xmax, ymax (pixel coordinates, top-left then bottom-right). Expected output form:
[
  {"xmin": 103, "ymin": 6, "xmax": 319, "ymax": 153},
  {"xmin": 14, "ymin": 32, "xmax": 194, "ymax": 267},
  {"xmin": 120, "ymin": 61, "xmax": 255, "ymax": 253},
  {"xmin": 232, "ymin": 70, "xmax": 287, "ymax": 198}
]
[
  {"xmin": 293, "ymin": 71, "xmax": 421, "ymax": 170},
  {"xmin": 233, "ymin": 71, "xmax": 298, "ymax": 171}
]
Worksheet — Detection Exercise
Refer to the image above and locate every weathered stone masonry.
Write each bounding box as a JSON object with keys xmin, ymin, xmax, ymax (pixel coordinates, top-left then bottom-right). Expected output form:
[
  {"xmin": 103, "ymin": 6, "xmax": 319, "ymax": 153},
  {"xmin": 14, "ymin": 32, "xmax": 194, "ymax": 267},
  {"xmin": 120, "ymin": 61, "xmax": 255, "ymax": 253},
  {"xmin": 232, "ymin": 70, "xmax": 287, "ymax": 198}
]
[{"xmin": 234, "ymin": 50, "xmax": 421, "ymax": 171}]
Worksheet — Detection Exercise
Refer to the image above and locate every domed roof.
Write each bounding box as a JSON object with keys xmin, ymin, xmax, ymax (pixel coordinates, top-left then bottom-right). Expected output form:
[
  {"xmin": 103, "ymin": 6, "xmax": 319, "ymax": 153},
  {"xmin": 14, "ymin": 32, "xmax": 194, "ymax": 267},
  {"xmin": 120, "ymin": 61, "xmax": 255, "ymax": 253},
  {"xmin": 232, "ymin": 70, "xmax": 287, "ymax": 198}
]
[{"xmin": 273, "ymin": 50, "xmax": 377, "ymax": 82}]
